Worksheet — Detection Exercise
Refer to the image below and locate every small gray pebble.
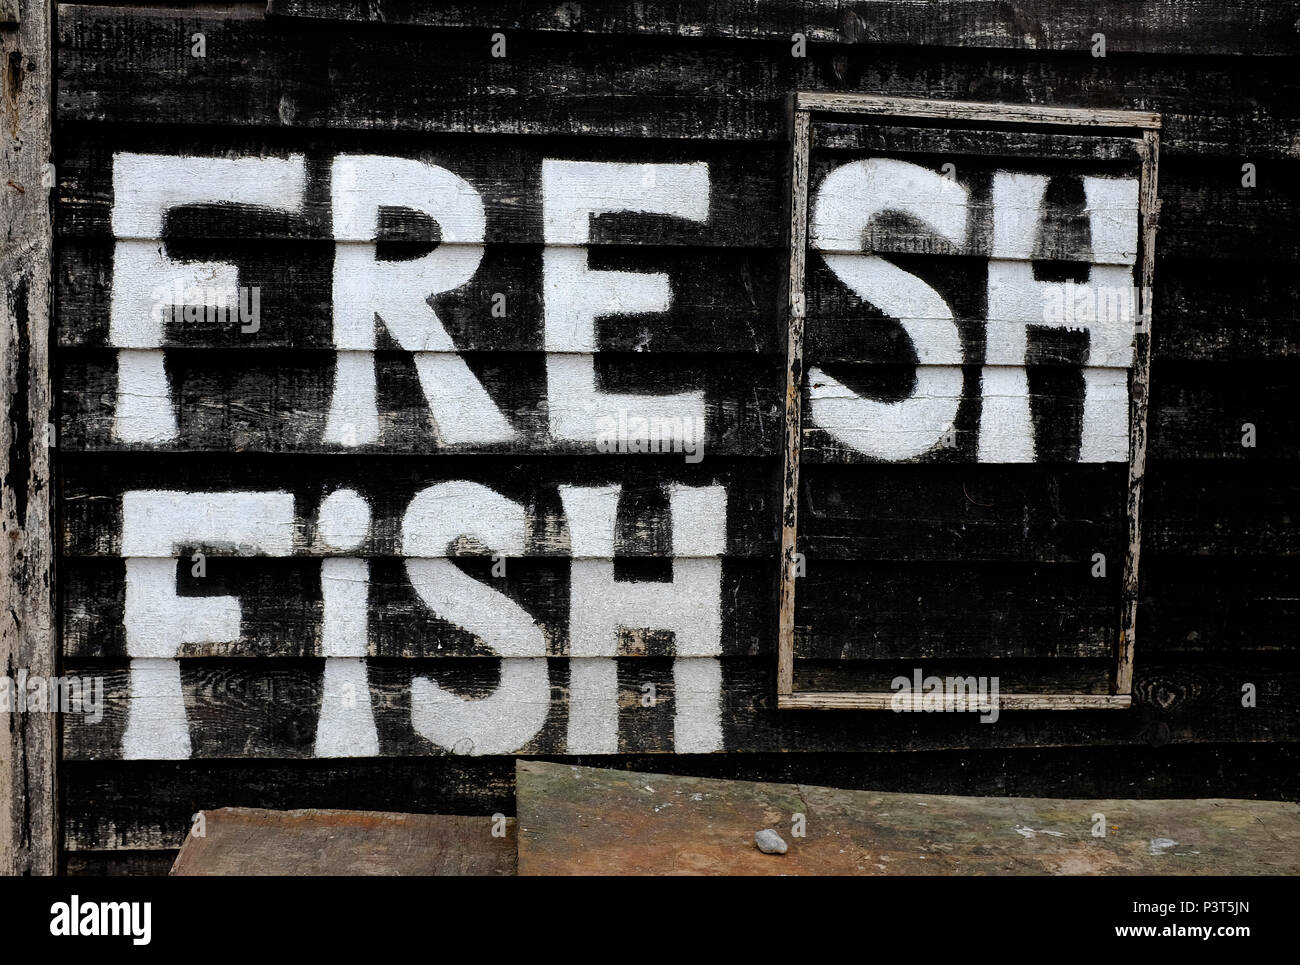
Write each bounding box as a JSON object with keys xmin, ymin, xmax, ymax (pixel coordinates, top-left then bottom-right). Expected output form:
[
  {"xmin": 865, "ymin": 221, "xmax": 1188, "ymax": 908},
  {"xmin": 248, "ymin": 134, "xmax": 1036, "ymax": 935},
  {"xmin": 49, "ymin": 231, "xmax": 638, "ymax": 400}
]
[{"xmin": 754, "ymin": 828, "xmax": 788, "ymax": 854}]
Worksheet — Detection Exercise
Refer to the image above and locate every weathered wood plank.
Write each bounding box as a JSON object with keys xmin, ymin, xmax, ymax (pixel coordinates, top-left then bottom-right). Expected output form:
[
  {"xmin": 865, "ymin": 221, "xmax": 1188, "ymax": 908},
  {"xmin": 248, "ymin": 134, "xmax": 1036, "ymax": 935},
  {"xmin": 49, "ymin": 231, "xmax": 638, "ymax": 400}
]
[
  {"xmin": 55, "ymin": 133, "xmax": 780, "ymax": 247},
  {"xmin": 802, "ymin": 462, "xmax": 1300, "ymax": 559},
  {"xmin": 56, "ymin": 243, "xmax": 1300, "ymax": 362},
  {"xmin": 65, "ymin": 849, "xmax": 176, "ymax": 875},
  {"xmin": 266, "ymin": 0, "xmax": 1300, "ymax": 58},
  {"xmin": 64, "ymin": 756, "xmax": 518, "ymax": 850},
  {"xmin": 169, "ymin": 808, "xmax": 516, "ymax": 875},
  {"xmin": 1142, "ymin": 558, "xmax": 1300, "ymax": 653},
  {"xmin": 1145, "ymin": 462, "xmax": 1300, "ymax": 557},
  {"xmin": 52, "ymin": 133, "xmax": 1300, "ymax": 261},
  {"xmin": 515, "ymin": 761, "xmax": 1300, "ymax": 876},
  {"xmin": 793, "ymin": 657, "xmax": 1115, "ymax": 696},
  {"xmin": 56, "ymin": 8, "xmax": 1300, "ymax": 157},
  {"xmin": 798, "ymin": 91, "xmax": 1159, "ymax": 130},
  {"xmin": 62, "ymin": 554, "xmax": 1295, "ymax": 661},
  {"xmin": 1153, "ymin": 260, "xmax": 1300, "ymax": 362},
  {"xmin": 56, "ymin": 241, "xmax": 784, "ymax": 353},
  {"xmin": 58, "ymin": 653, "xmax": 1300, "ymax": 759},
  {"xmin": 57, "ymin": 349, "xmax": 781, "ymax": 454},
  {"xmin": 795, "ymin": 562, "xmax": 1115, "ymax": 660},
  {"xmin": 799, "ymin": 463, "xmax": 1124, "ymax": 562},
  {"xmin": 57, "ymin": 456, "xmax": 1299, "ymax": 559},
  {"xmin": 55, "ymin": 350, "xmax": 1298, "ymax": 459},
  {"xmin": 1, "ymin": 0, "xmax": 57, "ymax": 877},
  {"xmin": 780, "ymin": 691, "xmax": 1132, "ymax": 710},
  {"xmin": 59, "ymin": 556, "xmax": 1120, "ymax": 661},
  {"xmin": 58, "ymin": 454, "xmax": 777, "ymax": 557},
  {"xmin": 61, "ymin": 557, "xmax": 775, "ymax": 658},
  {"xmin": 814, "ymin": 121, "xmax": 1144, "ymax": 160},
  {"xmin": 60, "ymin": 744, "xmax": 1300, "ymax": 853}
]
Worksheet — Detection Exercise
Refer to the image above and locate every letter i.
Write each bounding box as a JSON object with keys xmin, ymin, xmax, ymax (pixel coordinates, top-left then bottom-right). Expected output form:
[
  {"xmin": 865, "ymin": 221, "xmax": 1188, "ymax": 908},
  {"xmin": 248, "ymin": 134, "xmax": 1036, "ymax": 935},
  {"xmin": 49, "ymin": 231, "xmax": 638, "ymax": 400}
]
[{"xmin": 314, "ymin": 489, "xmax": 380, "ymax": 757}]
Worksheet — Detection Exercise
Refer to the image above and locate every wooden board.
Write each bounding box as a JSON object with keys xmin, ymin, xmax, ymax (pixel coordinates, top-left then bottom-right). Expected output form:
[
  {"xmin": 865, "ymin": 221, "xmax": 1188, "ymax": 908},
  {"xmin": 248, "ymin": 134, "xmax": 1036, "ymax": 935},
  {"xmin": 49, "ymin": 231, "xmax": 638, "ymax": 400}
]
[
  {"xmin": 58, "ymin": 653, "xmax": 1300, "ymax": 760},
  {"xmin": 46, "ymin": 0, "xmax": 1300, "ymax": 875},
  {"xmin": 61, "ymin": 743, "xmax": 1300, "ymax": 857},
  {"xmin": 51, "ymin": 135, "xmax": 1300, "ymax": 261},
  {"xmin": 515, "ymin": 761, "xmax": 1300, "ymax": 875},
  {"xmin": 267, "ymin": 0, "xmax": 1300, "ymax": 57},
  {"xmin": 169, "ymin": 807, "xmax": 515, "ymax": 875},
  {"xmin": 56, "ymin": 8, "xmax": 1300, "ymax": 157},
  {"xmin": 1, "ymin": 0, "xmax": 57, "ymax": 877}
]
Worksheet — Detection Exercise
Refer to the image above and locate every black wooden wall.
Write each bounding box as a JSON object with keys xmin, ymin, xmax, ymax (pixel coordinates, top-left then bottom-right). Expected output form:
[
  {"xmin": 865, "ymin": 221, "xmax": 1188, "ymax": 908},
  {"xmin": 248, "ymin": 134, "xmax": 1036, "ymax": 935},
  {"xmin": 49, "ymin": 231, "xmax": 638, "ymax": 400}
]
[{"xmin": 52, "ymin": 1, "xmax": 1300, "ymax": 874}]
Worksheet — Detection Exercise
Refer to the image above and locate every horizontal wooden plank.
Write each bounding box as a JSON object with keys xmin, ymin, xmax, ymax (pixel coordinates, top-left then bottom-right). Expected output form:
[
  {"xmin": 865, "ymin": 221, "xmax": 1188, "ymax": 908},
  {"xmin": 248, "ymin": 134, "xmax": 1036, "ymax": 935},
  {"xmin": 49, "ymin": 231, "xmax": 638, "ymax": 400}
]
[
  {"xmin": 799, "ymin": 361, "xmax": 1300, "ymax": 462},
  {"xmin": 63, "ymin": 756, "xmax": 518, "ymax": 850},
  {"xmin": 169, "ymin": 808, "xmax": 516, "ymax": 875},
  {"xmin": 514, "ymin": 762, "xmax": 1300, "ymax": 876},
  {"xmin": 54, "ymin": 132, "xmax": 1300, "ymax": 262},
  {"xmin": 57, "ymin": 349, "xmax": 782, "ymax": 454},
  {"xmin": 798, "ymin": 463, "xmax": 1125, "ymax": 561},
  {"xmin": 58, "ymin": 456, "xmax": 1299, "ymax": 559},
  {"xmin": 57, "ymin": 241, "xmax": 783, "ymax": 353},
  {"xmin": 58, "ymin": 652, "xmax": 1300, "ymax": 759},
  {"xmin": 56, "ymin": 9, "xmax": 1300, "ymax": 156},
  {"xmin": 1145, "ymin": 462, "xmax": 1300, "ymax": 557},
  {"xmin": 795, "ymin": 562, "xmax": 1116, "ymax": 660},
  {"xmin": 265, "ymin": 0, "xmax": 1300, "ymax": 57},
  {"xmin": 62, "ymin": 554, "xmax": 1296, "ymax": 661},
  {"xmin": 1141, "ymin": 558, "xmax": 1300, "ymax": 653},
  {"xmin": 64, "ymin": 850, "xmax": 177, "ymax": 875},
  {"xmin": 814, "ymin": 121, "xmax": 1144, "ymax": 160},
  {"xmin": 1153, "ymin": 259, "xmax": 1300, "ymax": 361},
  {"xmin": 798, "ymin": 92, "xmax": 1159, "ymax": 129},
  {"xmin": 793, "ymin": 657, "xmax": 1116, "ymax": 695},
  {"xmin": 799, "ymin": 462, "xmax": 1300, "ymax": 559},
  {"xmin": 55, "ymin": 133, "xmax": 779, "ymax": 246},
  {"xmin": 59, "ymin": 460, "xmax": 1125, "ymax": 563},
  {"xmin": 780, "ymin": 693, "xmax": 1131, "ymax": 710},
  {"xmin": 1149, "ymin": 362, "xmax": 1300, "ymax": 459},
  {"xmin": 55, "ymin": 348, "xmax": 1300, "ymax": 458},
  {"xmin": 805, "ymin": 557, "xmax": 1300, "ymax": 656},
  {"xmin": 62, "ymin": 557, "xmax": 775, "ymax": 658},
  {"xmin": 58, "ymin": 454, "xmax": 778, "ymax": 557},
  {"xmin": 799, "ymin": 364, "xmax": 1133, "ymax": 465},
  {"xmin": 58, "ymin": 243, "xmax": 1300, "ymax": 362},
  {"xmin": 61, "ymin": 555, "xmax": 1120, "ymax": 661},
  {"xmin": 61, "ymin": 744, "xmax": 1300, "ymax": 853}
]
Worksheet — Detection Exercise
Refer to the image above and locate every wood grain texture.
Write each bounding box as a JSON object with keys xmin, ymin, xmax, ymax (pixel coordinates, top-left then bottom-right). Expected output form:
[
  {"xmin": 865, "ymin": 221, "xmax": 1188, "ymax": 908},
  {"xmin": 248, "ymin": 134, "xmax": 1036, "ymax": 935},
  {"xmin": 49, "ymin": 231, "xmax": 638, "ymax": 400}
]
[
  {"xmin": 1118, "ymin": 128, "xmax": 1160, "ymax": 695},
  {"xmin": 56, "ymin": 8, "xmax": 1300, "ymax": 157},
  {"xmin": 59, "ymin": 652, "xmax": 1300, "ymax": 759},
  {"xmin": 61, "ymin": 744, "xmax": 1300, "ymax": 856},
  {"xmin": 65, "ymin": 849, "xmax": 177, "ymax": 875},
  {"xmin": 1, "ymin": 0, "xmax": 57, "ymax": 876},
  {"xmin": 266, "ymin": 0, "xmax": 1300, "ymax": 57},
  {"xmin": 516, "ymin": 761, "xmax": 1300, "ymax": 875},
  {"xmin": 52, "ymin": 133, "xmax": 1300, "ymax": 261},
  {"xmin": 47, "ymin": 0, "xmax": 1300, "ymax": 871},
  {"xmin": 58, "ymin": 557, "xmax": 1125, "ymax": 661},
  {"xmin": 57, "ymin": 453, "xmax": 777, "ymax": 557},
  {"xmin": 56, "ymin": 349, "xmax": 781, "ymax": 454},
  {"xmin": 55, "ymin": 242, "xmax": 1300, "ymax": 361},
  {"xmin": 169, "ymin": 807, "xmax": 516, "ymax": 875},
  {"xmin": 59, "ymin": 554, "xmax": 1296, "ymax": 662},
  {"xmin": 54, "ymin": 456, "xmax": 1300, "ymax": 559}
]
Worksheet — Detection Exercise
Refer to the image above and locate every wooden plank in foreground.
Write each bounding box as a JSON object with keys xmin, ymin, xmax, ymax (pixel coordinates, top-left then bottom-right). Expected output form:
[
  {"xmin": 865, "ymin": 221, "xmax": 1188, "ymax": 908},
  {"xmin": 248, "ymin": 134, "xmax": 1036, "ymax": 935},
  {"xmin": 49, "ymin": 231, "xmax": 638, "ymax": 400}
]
[
  {"xmin": 516, "ymin": 762, "xmax": 1300, "ymax": 876},
  {"xmin": 170, "ymin": 808, "xmax": 515, "ymax": 876}
]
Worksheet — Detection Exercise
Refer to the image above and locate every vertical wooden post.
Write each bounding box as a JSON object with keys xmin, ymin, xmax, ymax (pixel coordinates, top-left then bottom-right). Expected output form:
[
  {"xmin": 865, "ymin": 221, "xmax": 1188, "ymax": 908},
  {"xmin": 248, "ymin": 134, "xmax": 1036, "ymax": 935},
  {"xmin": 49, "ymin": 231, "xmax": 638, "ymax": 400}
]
[
  {"xmin": 1117, "ymin": 128, "xmax": 1161, "ymax": 697},
  {"xmin": 1, "ymin": 0, "xmax": 56, "ymax": 875},
  {"xmin": 776, "ymin": 103, "xmax": 811, "ymax": 698}
]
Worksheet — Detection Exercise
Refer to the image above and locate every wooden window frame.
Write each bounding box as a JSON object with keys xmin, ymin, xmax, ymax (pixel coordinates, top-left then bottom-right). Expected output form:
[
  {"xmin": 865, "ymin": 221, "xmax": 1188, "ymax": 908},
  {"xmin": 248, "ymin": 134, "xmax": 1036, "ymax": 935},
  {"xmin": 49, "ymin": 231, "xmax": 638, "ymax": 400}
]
[{"xmin": 777, "ymin": 93, "xmax": 1161, "ymax": 712}]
